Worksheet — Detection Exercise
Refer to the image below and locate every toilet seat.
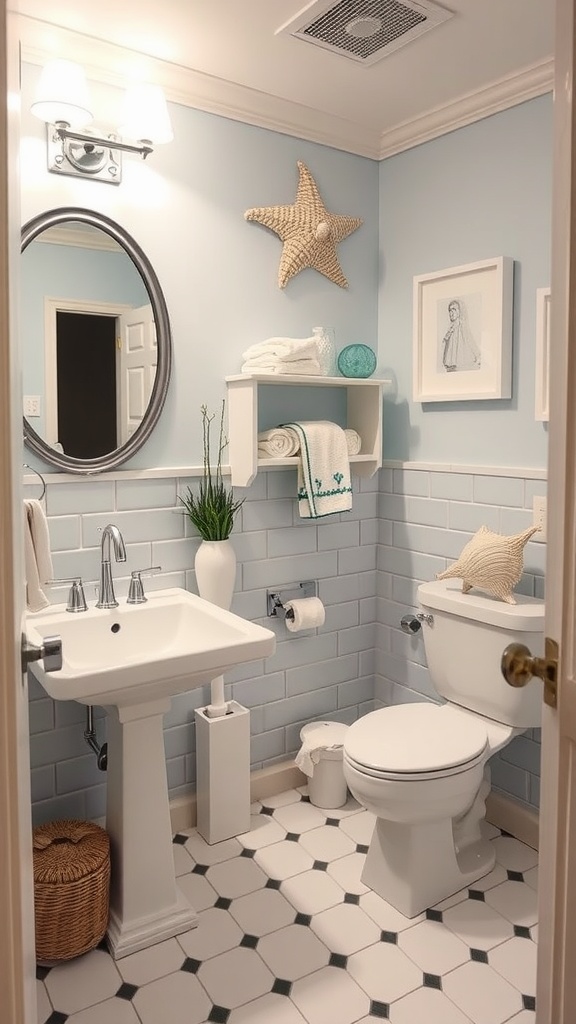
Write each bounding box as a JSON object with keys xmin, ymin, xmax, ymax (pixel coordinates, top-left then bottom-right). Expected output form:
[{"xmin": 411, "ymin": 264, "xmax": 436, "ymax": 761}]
[{"xmin": 344, "ymin": 704, "xmax": 488, "ymax": 781}]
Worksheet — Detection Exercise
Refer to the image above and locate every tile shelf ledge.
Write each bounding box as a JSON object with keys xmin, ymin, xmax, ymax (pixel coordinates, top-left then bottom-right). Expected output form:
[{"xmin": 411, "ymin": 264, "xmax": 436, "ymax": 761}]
[{"xmin": 226, "ymin": 372, "xmax": 390, "ymax": 488}]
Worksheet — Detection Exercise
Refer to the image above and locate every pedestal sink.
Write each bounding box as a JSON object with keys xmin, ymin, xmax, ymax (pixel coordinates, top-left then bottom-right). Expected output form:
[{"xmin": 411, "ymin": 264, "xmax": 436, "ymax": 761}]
[{"xmin": 26, "ymin": 588, "xmax": 276, "ymax": 958}]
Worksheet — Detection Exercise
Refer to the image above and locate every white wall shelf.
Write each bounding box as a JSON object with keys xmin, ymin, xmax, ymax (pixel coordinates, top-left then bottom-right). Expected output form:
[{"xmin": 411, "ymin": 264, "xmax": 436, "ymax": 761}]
[{"xmin": 225, "ymin": 373, "xmax": 390, "ymax": 487}]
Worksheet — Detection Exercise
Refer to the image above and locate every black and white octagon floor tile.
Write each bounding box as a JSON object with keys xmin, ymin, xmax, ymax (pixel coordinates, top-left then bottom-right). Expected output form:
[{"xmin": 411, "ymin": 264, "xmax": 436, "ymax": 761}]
[{"xmin": 37, "ymin": 787, "xmax": 537, "ymax": 1024}]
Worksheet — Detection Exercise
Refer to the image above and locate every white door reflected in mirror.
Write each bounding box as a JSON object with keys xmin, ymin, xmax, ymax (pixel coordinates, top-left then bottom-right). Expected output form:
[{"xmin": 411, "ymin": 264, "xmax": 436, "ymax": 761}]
[
  {"xmin": 21, "ymin": 221, "xmax": 156, "ymax": 458},
  {"xmin": 21, "ymin": 208, "xmax": 172, "ymax": 473}
]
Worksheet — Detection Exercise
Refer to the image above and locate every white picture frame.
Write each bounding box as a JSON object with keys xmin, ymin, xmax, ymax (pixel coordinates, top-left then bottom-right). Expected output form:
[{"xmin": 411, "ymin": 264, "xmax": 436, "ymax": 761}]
[
  {"xmin": 535, "ymin": 287, "xmax": 551, "ymax": 422},
  {"xmin": 413, "ymin": 256, "xmax": 514, "ymax": 403}
]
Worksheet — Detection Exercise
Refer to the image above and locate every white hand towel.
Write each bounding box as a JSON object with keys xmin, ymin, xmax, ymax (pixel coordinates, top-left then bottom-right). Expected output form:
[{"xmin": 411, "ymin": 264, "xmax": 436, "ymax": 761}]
[
  {"xmin": 24, "ymin": 499, "xmax": 53, "ymax": 612},
  {"xmin": 257, "ymin": 426, "xmax": 361, "ymax": 458},
  {"xmin": 242, "ymin": 337, "xmax": 319, "ymax": 362},
  {"xmin": 282, "ymin": 421, "xmax": 353, "ymax": 519},
  {"xmin": 242, "ymin": 358, "xmax": 321, "ymax": 376}
]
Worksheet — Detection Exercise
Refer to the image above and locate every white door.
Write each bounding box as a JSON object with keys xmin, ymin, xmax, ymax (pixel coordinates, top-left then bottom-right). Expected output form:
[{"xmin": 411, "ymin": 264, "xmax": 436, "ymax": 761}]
[
  {"xmin": 43, "ymin": 297, "xmax": 131, "ymax": 446},
  {"xmin": 535, "ymin": 0, "xmax": 576, "ymax": 1019},
  {"xmin": 0, "ymin": 4, "xmax": 37, "ymax": 1023},
  {"xmin": 117, "ymin": 303, "xmax": 157, "ymax": 443}
]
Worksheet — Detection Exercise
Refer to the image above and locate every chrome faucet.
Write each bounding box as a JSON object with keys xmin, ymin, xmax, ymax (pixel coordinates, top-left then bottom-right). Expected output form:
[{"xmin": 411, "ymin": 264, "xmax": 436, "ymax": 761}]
[{"xmin": 96, "ymin": 524, "xmax": 127, "ymax": 609}]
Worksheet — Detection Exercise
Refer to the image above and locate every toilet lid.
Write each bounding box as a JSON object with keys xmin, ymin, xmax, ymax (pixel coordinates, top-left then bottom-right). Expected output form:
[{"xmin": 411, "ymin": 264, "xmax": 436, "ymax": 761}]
[{"xmin": 344, "ymin": 705, "xmax": 488, "ymax": 774}]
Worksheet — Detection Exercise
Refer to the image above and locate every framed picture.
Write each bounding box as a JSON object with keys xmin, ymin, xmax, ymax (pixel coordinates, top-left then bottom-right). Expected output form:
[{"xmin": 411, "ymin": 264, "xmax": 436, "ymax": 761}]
[
  {"xmin": 535, "ymin": 287, "xmax": 551, "ymax": 422},
  {"xmin": 413, "ymin": 256, "xmax": 514, "ymax": 402}
]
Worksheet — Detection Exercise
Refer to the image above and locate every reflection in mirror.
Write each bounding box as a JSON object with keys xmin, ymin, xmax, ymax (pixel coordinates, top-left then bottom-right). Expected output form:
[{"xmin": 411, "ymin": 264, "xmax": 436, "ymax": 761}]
[{"xmin": 21, "ymin": 208, "xmax": 172, "ymax": 473}]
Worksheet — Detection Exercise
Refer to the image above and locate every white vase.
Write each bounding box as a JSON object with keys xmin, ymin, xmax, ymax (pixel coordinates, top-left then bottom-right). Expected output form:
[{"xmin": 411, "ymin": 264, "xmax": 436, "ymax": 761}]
[{"xmin": 194, "ymin": 538, "xmax": 237, "ymax": 611}]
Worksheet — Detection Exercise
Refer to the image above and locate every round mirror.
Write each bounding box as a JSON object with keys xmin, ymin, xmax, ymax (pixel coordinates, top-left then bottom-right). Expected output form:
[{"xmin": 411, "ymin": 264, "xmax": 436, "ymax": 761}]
[{"xmin": 21, "ymin": 207, "xmax": 172, "ymax": 473}]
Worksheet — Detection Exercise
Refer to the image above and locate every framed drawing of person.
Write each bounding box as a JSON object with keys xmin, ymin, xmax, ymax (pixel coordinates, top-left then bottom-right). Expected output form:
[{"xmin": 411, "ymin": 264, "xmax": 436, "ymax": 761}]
[{"xmin": 413, "ymin": 257, "xmax": 513, "ymax": 403}]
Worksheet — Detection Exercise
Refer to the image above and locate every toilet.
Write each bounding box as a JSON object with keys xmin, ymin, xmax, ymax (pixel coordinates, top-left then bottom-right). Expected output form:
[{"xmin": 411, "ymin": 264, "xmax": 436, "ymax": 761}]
[{"xmin": 342, "ymin": 578, "xmax": 544, "ymax": 918}]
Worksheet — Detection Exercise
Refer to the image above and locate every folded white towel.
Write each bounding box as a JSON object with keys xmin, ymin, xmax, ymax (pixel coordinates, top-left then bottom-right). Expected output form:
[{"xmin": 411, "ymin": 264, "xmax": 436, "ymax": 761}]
[
  {"xmin": 282, "ymin": 421, "xmax": 353, "ymax": 519},
  {"xmin": 258, "ymin": 426, "xmax": 361, "ymax": 459},
  {"xmin": 257, "ymin": 427, "xmax": 300, "ymax": 457},
  {"xmin": 344, "ymin": 429, "xmax": 361, "ymax": 457},
  {"xmin": 242, "ymin": 358, "xmax": 321, "ymax": 376},
  {"xmin": 242, "ymin": 337, "xmax": 319, "ymax": 362},
  {"xmin": 24, "ymin": 499, "xmax": 53, "ymax": 612}
]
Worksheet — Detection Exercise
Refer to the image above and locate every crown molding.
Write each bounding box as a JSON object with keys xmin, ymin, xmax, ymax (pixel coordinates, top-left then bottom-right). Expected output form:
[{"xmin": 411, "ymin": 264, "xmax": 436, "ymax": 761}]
[
  {"xmin": 377, "ymin": 58, "xmax": 554, "ymax": 159},
  {"xmin": 18, "ymin": 16, "xmax": 382, "ymax": 159},
  {"xmin": 19, "ymin": 16, "xmax": 553, "ymax": 163}
]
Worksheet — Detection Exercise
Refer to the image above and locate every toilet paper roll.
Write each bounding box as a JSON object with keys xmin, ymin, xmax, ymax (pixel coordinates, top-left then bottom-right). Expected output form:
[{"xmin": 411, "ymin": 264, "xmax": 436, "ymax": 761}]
[{"xmin": 284, "ymin": 596, "xmax": 325, "ymax": 632}]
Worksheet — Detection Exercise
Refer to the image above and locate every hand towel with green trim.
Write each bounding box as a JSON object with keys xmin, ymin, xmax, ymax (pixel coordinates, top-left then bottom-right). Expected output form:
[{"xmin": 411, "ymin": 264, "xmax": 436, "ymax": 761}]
[{"xmin": 282, "ymin": 420, "xmax": 353, "ymax": 519}]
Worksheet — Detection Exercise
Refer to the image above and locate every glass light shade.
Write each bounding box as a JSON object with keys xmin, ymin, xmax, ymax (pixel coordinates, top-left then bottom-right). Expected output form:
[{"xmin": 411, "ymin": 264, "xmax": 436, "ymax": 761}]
[
  {"xmin": 31, "ymin": 59, "xmax": 93, "ymax": 128},
  {"xmin": 119, "ymin": 84, "xmax": 173, "ymax": 144}
]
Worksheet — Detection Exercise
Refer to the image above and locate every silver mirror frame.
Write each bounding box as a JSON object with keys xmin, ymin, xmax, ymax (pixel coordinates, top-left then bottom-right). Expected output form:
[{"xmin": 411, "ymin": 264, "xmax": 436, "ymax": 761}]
[{"xmin": 21, "ymin": 207, "xmax": 172, "ymax": 474}]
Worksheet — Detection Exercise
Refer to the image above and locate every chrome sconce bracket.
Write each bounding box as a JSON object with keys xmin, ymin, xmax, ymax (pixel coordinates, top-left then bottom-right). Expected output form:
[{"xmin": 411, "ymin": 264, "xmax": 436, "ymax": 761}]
[
  {"xmin": 47, "ymin": 121, "xmax": 122, "ymax": 183},
  {"xmin": 46, "ymin": 122, "xmax": 136, "ymax": 184}
]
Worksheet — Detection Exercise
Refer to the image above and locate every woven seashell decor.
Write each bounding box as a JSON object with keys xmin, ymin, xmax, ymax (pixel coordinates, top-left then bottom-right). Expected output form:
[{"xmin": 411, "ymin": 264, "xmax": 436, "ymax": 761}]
[{"xmin": 436, "ymin": 525, "xmax": 540, "ymax": 604}]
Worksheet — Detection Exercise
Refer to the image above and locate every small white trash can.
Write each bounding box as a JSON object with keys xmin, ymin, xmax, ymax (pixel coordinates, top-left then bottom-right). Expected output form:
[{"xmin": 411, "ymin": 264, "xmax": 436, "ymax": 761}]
[{"xmin": 297, "ymin": 721, "xmax": 349, "ymax": 809}]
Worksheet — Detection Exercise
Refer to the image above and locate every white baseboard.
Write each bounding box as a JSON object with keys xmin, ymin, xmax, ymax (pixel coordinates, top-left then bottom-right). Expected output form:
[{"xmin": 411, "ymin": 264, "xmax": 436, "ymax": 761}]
[
  {"xmin": 171, "ymin": 761, "xmax": 539, "ymax": 851},
  {"xmin": 169, "ymin": 760, "xmax": 307, "ymax": 833},
  {"xmin": 486, "ymin": 790, "xmax": 539, "ymax": 851}
]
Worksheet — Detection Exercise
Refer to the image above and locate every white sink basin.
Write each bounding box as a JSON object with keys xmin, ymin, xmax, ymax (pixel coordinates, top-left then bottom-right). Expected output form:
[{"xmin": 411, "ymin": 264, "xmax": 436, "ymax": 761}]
[
  {"xmin": 26, "ymin": 585, "xmax": 277, "ymax": 960},
  {"xmin": 26, "ymin": 587, "xmax": 276, "ymax": 708}
]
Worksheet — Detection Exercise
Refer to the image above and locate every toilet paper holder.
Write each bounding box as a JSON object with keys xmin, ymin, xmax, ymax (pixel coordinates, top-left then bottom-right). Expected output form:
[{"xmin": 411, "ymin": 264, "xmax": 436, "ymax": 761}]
[{"xmin": 267, "ymin": 580, "xmax": 317, "ymax": 620}]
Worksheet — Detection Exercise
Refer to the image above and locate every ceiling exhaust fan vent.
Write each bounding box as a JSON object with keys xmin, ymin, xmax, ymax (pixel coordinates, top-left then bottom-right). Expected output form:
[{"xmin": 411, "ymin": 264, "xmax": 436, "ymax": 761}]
[{"xmin": 276, "ymin": 0, "xmax": 453, "ymax": 65}]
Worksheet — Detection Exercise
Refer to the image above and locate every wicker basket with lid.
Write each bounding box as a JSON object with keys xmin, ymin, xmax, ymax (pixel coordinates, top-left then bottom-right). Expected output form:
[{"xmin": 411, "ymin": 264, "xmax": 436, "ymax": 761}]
[{"xmin": 33, "ymin": 819, "xmax": 110, "ymax": 962}]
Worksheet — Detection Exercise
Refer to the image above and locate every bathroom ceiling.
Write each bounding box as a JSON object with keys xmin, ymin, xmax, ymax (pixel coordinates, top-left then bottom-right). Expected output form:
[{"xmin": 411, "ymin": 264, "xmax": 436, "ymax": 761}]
[{"xmin": 14, "ymin": 0, "xmax": 555, "ymax": 157}]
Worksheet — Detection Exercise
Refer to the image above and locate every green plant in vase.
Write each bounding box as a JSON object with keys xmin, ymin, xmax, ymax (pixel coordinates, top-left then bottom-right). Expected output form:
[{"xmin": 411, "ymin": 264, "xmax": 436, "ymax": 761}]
[{"xmin": 179, "ymin": 401, "xmax": 244, "ymax": 541}]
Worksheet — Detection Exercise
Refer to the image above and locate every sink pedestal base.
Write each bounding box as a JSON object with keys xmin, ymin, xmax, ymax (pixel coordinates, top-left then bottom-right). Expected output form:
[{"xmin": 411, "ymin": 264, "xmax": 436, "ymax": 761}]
[{"xmin": 104, "ymin": 698, "xmax": 198, "ymax": 959}]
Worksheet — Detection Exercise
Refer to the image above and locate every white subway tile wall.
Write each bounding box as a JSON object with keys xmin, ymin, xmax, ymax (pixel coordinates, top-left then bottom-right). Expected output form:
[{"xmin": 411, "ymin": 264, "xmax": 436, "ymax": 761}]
[
  {"xmin": 26, "ymin": 464, "xmax": 545, "ymax": 827},
  {"xmin": 27, "ymin": 472, "xmax": 378, "ymax": 827},
  {"xmin": 377, "ymin": 468, "xmax": 545, "ymax": 811}
]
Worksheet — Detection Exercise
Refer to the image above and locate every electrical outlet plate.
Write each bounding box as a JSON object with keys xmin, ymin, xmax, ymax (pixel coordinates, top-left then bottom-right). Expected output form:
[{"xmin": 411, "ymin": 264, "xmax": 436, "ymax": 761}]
[
  {"xmin": 533, "ymin": 496, "xmax": 547, "ymax": 542},
  {"xmin": 23, "ymin": 395, "xmax": 41, "ymax": 417}
]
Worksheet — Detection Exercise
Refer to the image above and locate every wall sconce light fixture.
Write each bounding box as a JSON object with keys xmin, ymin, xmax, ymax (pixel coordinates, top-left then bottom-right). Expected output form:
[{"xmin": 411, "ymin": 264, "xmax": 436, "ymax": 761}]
[{"xmin": 31, "ymin": 59, "xmax": 173, "ymax": 185}]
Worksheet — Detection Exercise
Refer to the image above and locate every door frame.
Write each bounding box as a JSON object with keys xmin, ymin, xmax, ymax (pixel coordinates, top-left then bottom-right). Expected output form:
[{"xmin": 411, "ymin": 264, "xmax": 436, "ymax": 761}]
[
  {"xmin": 536, "ymin": 0, "xmax": 576, "ymax": 1018},
  {"xmin": 43, "ymin": 296, "xmax": 131, "ymax": 443},
  {"xmin": 0, "ymin": 3, "xmax": 37, "ymax": 1022}
]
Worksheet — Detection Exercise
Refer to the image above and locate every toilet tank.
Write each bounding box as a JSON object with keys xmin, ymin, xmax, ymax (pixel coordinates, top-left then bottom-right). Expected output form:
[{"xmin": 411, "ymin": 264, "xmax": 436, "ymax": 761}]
[{"xmin": 417, "ymin": 579, "xmax": 545, "ymax": 728}]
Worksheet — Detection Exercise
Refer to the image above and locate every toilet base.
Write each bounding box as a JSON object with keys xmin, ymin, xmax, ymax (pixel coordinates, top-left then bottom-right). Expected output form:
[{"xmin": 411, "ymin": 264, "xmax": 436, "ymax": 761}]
[{"xmin": 362, "ymin": 814, "xmax": 495, "ymax": 918}]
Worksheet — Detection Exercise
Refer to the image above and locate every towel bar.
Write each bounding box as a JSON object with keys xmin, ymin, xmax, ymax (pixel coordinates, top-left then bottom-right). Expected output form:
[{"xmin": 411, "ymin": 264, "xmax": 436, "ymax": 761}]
[{"xmin": 23, "ymin": 463, "xmax": 47, "ymax": 501}]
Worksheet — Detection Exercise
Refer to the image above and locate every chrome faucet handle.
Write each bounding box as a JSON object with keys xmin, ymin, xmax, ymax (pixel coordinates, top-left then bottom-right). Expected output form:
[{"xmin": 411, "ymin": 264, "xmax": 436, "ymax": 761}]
[
  {"xmin": 127, "ymin": 566, "xmax": 162, "ymax": 605},
  {"xmin": 47, "ymin": 577, "xmax": 88, "ymax": 613}
]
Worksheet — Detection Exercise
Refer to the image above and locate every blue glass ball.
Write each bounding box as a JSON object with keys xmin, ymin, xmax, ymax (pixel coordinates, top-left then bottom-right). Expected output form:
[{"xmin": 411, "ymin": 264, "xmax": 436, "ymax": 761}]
[{"xmin": 337, "ymin": 344, "xmax": 377, "ymax": 378}]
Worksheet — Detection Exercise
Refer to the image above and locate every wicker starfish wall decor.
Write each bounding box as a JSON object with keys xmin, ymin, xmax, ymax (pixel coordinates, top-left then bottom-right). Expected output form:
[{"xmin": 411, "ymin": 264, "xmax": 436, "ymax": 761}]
[{"xmin": 244, "ymin": 161, "xmax": 363, "ymax": 289}]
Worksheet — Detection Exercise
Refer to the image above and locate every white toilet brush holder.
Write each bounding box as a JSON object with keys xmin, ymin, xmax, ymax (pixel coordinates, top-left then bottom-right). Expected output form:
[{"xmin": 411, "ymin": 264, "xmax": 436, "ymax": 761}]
[{"xmin": 195, "ymin": 700, "xmax": 251, "ymax": 844}]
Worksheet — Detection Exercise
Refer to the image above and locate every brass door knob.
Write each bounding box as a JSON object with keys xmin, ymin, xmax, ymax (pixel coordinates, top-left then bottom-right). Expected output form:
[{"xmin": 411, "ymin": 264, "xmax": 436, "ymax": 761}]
[
  {"xmin": 501, "ymin": 643, "xmax": 538, "ymax": 688},
  {"xmin": 501, "ymin": 638, "xmax": 558, "ymax": 708}
]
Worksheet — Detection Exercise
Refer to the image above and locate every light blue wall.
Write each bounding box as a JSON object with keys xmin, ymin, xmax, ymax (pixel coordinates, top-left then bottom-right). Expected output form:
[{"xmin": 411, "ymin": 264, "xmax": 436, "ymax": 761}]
[
  {"xmin": 379, "ymin": 96, "xmax": 552, "ymax": 469},
  {"xmin": 20, "ymin": 65, "xmax": 380, "ymax": 470}
]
